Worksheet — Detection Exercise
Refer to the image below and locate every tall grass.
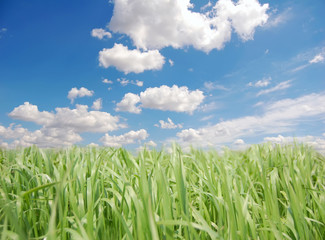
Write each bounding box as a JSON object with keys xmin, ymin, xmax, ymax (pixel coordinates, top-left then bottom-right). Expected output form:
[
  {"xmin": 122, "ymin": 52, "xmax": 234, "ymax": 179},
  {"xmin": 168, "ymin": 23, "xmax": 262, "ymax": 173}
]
[{"xmin": 0, "ymin": 143, "xmax": 324, "ymax": 239}]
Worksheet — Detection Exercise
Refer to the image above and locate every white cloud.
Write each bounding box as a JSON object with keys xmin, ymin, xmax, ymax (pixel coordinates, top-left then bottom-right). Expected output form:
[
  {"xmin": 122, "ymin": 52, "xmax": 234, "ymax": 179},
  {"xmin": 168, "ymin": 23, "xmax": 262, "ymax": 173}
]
[
  {"xmin": 254, "ymin": 101, "xmax": 264, "ymax": 107},
  {"xmin": 232, "ymin": 138, "xmax": 249, "ymax": 150},
  {"xmin": 8, "ymin": 102, "xmax": 54, "ymax": 125},
  {"xmin": 256, "ymin": 80, "xmax": 291, "ymax": 96},
  {"xmin": 135, "ymin": 80, "xmax": 143, "ymax": 87},
  {"xmin": 177, "ymin": 128, "xmax": 202, "ymax": 143},
  {"xmin": 291, "ymin": 64, "xmax": 309, "ymax": 73},
  {"xmin": 201, "ymin": 1, "xmax": 212, "ymax": 11},
  {"xmin": 309, "ymin": 54, "xmax": 324, "ymax": 64},
  {"xmin": 169, "ymin": 59, "xmax": 174, "ymax": 66},
  {"xmin": 99, "ymin": 43, "xmax": 165, "ymax": 74},
  {"xmin": 137, "ymin": 140, "xmax": 158, "ymax": 152},
  {"xmin": 102, "ymin": 79, "xmax": 113, "ymax": 84},
  {"xmin": 109, "ymin": 0, "xmax": 269, "ymax": 53},
  {"xmin": 67, "ymin": 87, "xmax": 94, "ymax": 103},
  {"xmin": 248, "ymin": 77, "xmax": 271, "ymax": 87},
  {"xmin": 146, "ymin": 140, "xmax": 157, "ymax": 147},
  {"xmin": 115, "ymin": 93, "xmax": 141, "ymax": 114},
  {"xmin": 92, "ymin": 98, "xmax": 102, "ymax": 110},
  {"xmin": 175, "ymin": 92, "xmax": 325, "ymax": 148},
  {"xmin": 264, "ymin": 8, "xmax": 291, "ymax": 28},
  {"xmin": 198, "ymin": 101, "xmax": 220, "ymax": 112},
  {"xmin": 155, "ymin": 118, "xmax": 183, "ymax": 129},
  {"xmin": 234, "ymin": 139, "xmax": 245, "ymax": 145},
  {"xmin": 4, "ymin": 102, "xmax": 129, "ymax": 148},
  {"xmin": 0, "ymin": 124, "xmax": 82, "ymax": 148},
  {"xmin": 9, "ymin": 102, "xmax": 125, "ymax": 133},
  {"xmin": 100, "ymin": 129, "xmax": 149, "ymax": 147},
  {"xmin": 117, "ymin": 78, "xmax": 129, "ymax": 86},
  {"xmin": 204, "ymin": 81, "xmax": 229, "ymax": 91},
  {"xmin": 0, "ymin": 124, "xmax": 29, "ymax": 139},
  {"xmin": 91, "ymin": 28, "xmax": 112, "ymax": 39},
  {"xmin": 264, "ymin": 135, "xmax": 325, "ymax": 155},
  {"xmin": 140, "ymin": 85, "xmax": 205, "ymax": 113},
  {"xmin": 88, "ymin": 142, "xmax": 99, "ymax": 147},
  {"xmin": 291, "ymin": 47, "xmax": 325, "ymax": 72},
  {"xmin": 200, "ymin": 115, "xmax": 214, "ymax": 121},
  {"xmin": 117, "ymin": 78, "xmax": 143, "ymax": 87},
  {"xmin": 116, "ymin": 85, "xmax": 205, "ymax": 114}
]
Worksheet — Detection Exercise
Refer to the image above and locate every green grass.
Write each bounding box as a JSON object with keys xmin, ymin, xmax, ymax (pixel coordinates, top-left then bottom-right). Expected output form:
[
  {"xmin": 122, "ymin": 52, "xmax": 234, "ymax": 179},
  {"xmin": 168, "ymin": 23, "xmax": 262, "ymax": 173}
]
[{"xmin": 0, "ymin": 143, "xmax": 324, "ymax": 239}]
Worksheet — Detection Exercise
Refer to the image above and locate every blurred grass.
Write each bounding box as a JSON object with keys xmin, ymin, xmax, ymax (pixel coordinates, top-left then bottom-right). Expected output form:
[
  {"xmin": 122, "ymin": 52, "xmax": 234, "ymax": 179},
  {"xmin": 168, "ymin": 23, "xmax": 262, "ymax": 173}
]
[{"xmin": 0, "ymin": 143, "xmax": 324, "ymax": 239}]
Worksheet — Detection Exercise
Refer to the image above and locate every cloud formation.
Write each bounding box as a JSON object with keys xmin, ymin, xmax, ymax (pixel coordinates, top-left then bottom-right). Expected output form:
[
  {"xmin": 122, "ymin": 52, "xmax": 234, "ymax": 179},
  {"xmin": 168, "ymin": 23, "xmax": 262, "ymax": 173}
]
[
  {"xmin": 256, "ymin": 80, "xmax": 291, "ymax": 96},
  {"xmin": 91, "ymin": 28, "xmax": 112, "ymax": 39},
  {"xmin": 175, "ymin": 92, "xmax": 325, "ymax": 147},
  {"xmin": 0, "ymin": 124, "xmax": 82, "ymax": 148},
  {"xmin": 155, "ymin": 118, "xmax": 183, "ymax": 129},
  {"xmin": 99, "ymin": 43, "xmax": 165, "ymax": 74},
  {"xmin": 117, "ymin": 78, "xmax": 143, "ymax": 87},
  {"xmin": 309, "ymin": 54, "xmax": 324, "ymax": 64},
  {"xmin": 1, "ymin": 102, "xmax": 129, "ymax": 148},
  {"xmin": 9, "ymin": 102, "xmax": 124, "ymax": 133},
  {"xmin": 102, "ymin": 79, "xmax": 113, "ymax": 84},
  {"xmin": 100, "ymin": 129, "xmax": 149, "ymax": 147},
  {"xmin": 109, "ymin": 0, "xmax": 269, "ymax": 53},
  {"xmin": 115, "ymin": 93, "xmax": 141, "ymax": 113},
  {"xmin": 92, "ymin": 98, "xmax": 102, "ymax": 110},
  {"xmin": 291, "ymin": 48, "xmax": 325, "ymax": 72},
  {"xmin": 68, "ymin": 87, "xmax": 94, "ymax": 103},
  {"xmin": 248, "ymin": 77, "xmax": 271, "ymax": 87},
  {"xmin": 116, "ymin": 85, "xmax": 205, "ymax": 114}
]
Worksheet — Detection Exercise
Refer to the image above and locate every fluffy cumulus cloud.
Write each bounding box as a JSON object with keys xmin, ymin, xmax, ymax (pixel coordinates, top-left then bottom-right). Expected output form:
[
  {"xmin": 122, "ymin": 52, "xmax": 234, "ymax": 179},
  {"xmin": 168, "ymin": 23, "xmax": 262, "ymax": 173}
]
[
  {"xmin": 67, "ymin": 87, "xmax": 94, "ymax": 103},
  {"xmin": 9, "ymin": 102, "xmax": 125, "ymax": 133},
  {"xmin": 0, "ymin": 124, "xmax": 82, "ymax": 148},
  {"xmin": 91, "ymin": 28, "xmax": 112, "ymax": 39},
  {"xmin": 175, "ymin": 92, "xmax": 325, "ymax": 148},
  {"xmin": 102, "ymin": 79, "xmax": 113, "ymax": 84},
  {"xmin": 109, "ymin": 0, "xmax": 269, "ymax": 52},
  {"xmin": 0, "ymin": 124, "xmax": 29, "ymax": 139},
  {"xmin": 2, "ymin": 102, "xmax": 128, "ymax": 148},
  {"xmin": 146, "ymin": 140, "xmax": 157, "ymax": 147},
  {"xmin": 92, "ymin": 98, "xmax": 102, "ymax": 110},
  {"xmin": 100, "ymin": 129, "xmax": 149, "ymax": 147},
  {"xmin": 234, "ymin": 139, "xmax": 245, "ymax": 145},
  {"xmin": 155, "ymin": 118, "xmax": 183, "ymax": 129},
  {"xmin": 117, "ymin": 78, "xmax": 143, "ymax": 87},
  {"xmin": 99, "ymin": 43, "xmax": 165, "ymax": 74},
  {"xmin": 116, "ymin": 85, "xmax": 205, "ymax": 114},
  {"xmin": 115, "ymin": 93, "xmax": 142, "ymax": 113}
]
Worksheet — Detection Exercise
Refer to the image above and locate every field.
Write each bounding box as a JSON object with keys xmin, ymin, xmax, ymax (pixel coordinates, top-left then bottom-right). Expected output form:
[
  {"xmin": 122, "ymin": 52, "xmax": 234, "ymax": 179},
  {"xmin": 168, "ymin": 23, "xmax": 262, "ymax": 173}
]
[{"xmin": 0, "ymin": 143, "xmax": 325, "ymax": 239}]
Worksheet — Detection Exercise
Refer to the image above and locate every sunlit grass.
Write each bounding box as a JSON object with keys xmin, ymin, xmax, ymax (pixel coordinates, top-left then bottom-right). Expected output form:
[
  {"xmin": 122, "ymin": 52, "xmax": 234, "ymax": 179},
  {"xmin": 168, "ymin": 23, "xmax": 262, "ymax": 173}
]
[{"xmin": 0, "ymin": 143, "xmax": 324, "ymax": 239}]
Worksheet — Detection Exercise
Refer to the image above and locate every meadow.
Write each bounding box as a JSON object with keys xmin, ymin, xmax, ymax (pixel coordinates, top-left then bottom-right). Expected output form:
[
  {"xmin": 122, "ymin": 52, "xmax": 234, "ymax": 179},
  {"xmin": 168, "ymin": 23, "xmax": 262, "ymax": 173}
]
[{"xmin": 0, "ymin": 143, "xmax": 324, "ymax": 239}]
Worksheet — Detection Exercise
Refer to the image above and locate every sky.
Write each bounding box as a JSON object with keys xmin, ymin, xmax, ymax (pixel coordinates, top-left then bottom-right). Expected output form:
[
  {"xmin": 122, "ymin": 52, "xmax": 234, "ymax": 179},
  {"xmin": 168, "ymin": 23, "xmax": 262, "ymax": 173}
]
[{"xmin": 0, "ymin": 0, "xmax": 324, "ymax": 153}]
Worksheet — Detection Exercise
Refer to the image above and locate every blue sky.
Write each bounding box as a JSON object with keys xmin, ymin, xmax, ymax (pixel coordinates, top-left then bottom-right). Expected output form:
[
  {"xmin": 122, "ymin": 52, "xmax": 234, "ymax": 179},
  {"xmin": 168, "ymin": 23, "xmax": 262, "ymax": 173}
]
[{"xmin": 0, "ymin": 0, "xmax": 324, "ymax": 152}]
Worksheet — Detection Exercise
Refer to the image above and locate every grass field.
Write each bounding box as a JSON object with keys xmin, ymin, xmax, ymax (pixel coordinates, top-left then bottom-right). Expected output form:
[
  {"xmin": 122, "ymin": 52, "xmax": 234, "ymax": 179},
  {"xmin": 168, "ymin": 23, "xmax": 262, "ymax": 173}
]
[{"xmin": 0, "ymin": 143, "xmax": 325, "ymax": 239}]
